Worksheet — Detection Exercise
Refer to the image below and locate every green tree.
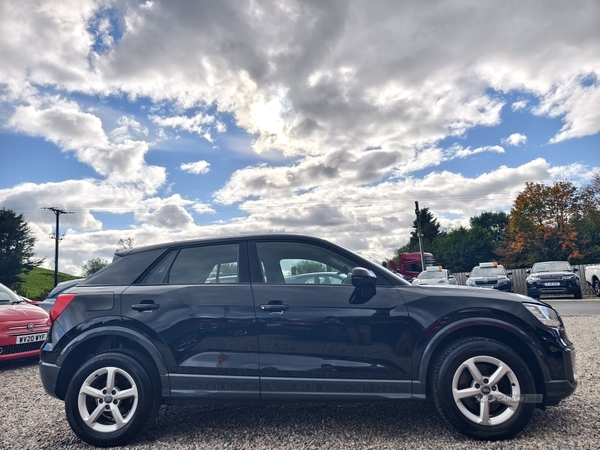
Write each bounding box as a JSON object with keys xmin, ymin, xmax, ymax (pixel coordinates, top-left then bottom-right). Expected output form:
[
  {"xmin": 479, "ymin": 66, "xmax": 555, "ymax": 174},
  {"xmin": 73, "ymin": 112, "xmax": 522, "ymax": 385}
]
[
  {"xmin": 497, "ymin": 180, "xmax": 582, "ymax": 267},
  {"xmin": 469, "ymin": 211, "xmax": 509, "ymax": 247},
  {"xmin": 0, "ymin": 208, "xmax": 43, "ymax": 287},
  {"xmin": 294, "ymin": 260, "xmax": 327, "ymax": 274},
  {"xmin": 431, "ymin": 226, "xmax": 495, "ymax": 272},
  {"xmin": 81, "ymin": 258, "xmax": 109, "ymax": 277},
  {"xmin": 406, "ymin": 207, "xmax": 441, "ymax": 252}
]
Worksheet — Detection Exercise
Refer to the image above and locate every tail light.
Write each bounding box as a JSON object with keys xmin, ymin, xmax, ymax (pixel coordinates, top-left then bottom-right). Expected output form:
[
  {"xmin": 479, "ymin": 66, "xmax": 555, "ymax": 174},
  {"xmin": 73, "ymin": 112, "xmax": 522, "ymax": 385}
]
[{"xmin": 49, "ymin": 293, "xmax": 77, "ymax": 323}]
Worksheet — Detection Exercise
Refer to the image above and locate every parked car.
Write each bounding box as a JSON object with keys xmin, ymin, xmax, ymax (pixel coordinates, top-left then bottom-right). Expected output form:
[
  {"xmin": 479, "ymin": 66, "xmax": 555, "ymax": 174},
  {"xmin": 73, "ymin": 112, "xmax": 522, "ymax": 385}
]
[
  {"xmin": 466, "ymin": 262, "xmax": 512, "ymax": 292},
  {"xmin": 0, "ymin": 283, "xmax": 50, "ymax": 361},
  {"xmin": 39, "ymin": 234, "xmax": 577, "ymax": 446},
  {"xmin": 584, "ymin": 264, "xmax": 600, "ymax": 297},
  {"xmin": 38, "ymin": 278, "xmax": 84, "ymax": 312},
  {"xmin": 526, "ymin": 261, "xmax": 582, "ymax": 299},
  {"xmin": 285, "ymin": 271, "xmax": 347, "ymax": 284},
  {"xmin": 412, "ymin": 266, "xmax": 458, "ymax": 285}
]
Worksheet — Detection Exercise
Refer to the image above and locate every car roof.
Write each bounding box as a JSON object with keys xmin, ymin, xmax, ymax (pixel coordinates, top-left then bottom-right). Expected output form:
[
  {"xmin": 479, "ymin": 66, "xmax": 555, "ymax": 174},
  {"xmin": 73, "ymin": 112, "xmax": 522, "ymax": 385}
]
[{"xmin": 115, "ymin": 234, "xmax": 348, "ymax": 257}]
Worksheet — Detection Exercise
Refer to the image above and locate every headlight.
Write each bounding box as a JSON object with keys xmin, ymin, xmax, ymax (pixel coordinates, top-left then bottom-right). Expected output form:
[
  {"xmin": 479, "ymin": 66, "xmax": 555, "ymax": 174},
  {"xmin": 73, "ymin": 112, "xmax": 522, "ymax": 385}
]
[
  {"xmin": 562, "ymin": 274, "xmax": 576, "ymax": 280},
  {"xmin": 466, "ymin": 279, "xmax": 475, "ymax": 286},
  {"xmin": 527, "ymin": 275, "xmax": 540, "ymax": 282},
  {"xmin": 524, "ymin": 303, "xmax": 561, "ymax": 328}
]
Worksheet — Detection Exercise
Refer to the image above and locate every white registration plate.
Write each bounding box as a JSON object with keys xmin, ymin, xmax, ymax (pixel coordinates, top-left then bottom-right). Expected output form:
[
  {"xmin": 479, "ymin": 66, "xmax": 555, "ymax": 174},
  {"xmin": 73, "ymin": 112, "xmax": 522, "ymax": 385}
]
[
  {"xmin": 544, "ymin": 282, "xmax": 560, "ymax": 287},
  {"xmin": 480, "ymin": 285, "xmax": 494, "ymax": 289},
  {"xmin": 16, "ymin": 333, "xmax": 47, "ymax": 345}
]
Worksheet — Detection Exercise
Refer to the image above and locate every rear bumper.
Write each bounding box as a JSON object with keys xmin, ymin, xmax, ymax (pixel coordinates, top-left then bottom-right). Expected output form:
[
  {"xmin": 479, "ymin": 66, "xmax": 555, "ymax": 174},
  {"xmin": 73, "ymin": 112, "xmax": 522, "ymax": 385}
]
[{"xmin": 39, "ymin": 361, "xmax": 61, "ymax": 399}]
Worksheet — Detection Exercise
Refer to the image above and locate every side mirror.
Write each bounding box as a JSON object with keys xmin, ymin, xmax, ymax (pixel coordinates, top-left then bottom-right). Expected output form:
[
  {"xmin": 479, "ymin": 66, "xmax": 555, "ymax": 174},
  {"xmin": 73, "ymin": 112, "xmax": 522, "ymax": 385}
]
[
  {"xmin": 526, "ymin": 269, "xmax": 531, "ymax": 274},
  {"xmin": 507, "ymin": 271, "xmax": 513, "ymax": 276},
  {"xmin": 573, "ymin": 268, "xmax": 579, "ymax": 272},
  {"xmin": 351, "ymin": 267, "xmax": 377, "ymax": 289},
  {"xmin": 465, "ymin": 274, "xmax": 470, "ymax": 278}
]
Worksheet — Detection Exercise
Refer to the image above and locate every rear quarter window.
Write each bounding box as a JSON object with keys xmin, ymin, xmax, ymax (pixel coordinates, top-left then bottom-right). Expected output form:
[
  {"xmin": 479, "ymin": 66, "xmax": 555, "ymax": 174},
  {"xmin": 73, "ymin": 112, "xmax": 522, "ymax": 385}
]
[{"xmin": 80, "ymin": 248, "xmax": 166, "ymax": 286}]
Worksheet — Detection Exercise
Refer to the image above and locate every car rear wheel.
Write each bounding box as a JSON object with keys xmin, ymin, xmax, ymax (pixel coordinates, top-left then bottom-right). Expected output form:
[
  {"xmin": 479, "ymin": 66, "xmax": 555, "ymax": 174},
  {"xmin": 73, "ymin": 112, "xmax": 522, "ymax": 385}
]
[
  {"xmin": 431, "ymin": 337, "xmax": 536, "ymax": 440},
  {"xmin": 65, "ymin": 350, "xmax": 159, "ymax": 447}
]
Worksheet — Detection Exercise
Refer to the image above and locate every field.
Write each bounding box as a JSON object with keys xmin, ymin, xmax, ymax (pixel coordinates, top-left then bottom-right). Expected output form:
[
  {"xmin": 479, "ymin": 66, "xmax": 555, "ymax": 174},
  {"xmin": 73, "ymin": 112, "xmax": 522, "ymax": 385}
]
[{"xmin": 16, "ymin": 267, "xmax": 79, "ymax": 300}]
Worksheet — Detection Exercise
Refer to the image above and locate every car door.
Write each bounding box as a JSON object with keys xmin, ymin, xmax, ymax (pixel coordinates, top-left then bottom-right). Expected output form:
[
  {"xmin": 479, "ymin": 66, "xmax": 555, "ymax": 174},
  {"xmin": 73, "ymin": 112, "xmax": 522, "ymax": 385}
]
[
  {"xmin": 121, "ymin": 241, "xmax": 260, "ymax": 401},
  {"xmin": 249, "ymin": 238, "xmax": 412, "ymax": 402}
]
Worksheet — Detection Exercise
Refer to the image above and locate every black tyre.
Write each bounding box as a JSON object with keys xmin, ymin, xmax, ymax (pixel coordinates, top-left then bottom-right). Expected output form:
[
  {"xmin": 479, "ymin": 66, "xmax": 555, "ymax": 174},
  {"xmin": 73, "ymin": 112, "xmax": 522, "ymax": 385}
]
[
  {"xmin": 431, "ymin": 337, "xmax": 536, "ymax": 440},
  {"xmin": 65, "ymin": 350, "xmax": 160, "ymax": 447},
  {"xmin": 594, "ymin": 279, "xmax": 600, "ymax": 297}
]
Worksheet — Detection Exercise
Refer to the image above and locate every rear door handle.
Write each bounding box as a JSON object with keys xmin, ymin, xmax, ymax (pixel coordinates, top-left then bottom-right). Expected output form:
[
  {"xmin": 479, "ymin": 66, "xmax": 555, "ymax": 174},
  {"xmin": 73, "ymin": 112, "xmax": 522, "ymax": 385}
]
[
  {"xmin": 260, "ymin": 302, "xmax": 289, "ymax": 313},
  {"xmin": 131, "ymin": 301, "xmax": 160, "ymax": 312}
]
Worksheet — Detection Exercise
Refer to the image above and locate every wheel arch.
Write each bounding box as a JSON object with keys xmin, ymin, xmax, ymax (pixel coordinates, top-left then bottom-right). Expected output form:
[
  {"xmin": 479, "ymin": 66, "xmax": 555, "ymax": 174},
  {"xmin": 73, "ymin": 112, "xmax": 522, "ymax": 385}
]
[
  {"xmin": 54, "ymin": 326, "xmax": 169, "ymax": 400},
  {"xmin": 418, "ymin": 319, "xmax": 549, "ymax": 404}
]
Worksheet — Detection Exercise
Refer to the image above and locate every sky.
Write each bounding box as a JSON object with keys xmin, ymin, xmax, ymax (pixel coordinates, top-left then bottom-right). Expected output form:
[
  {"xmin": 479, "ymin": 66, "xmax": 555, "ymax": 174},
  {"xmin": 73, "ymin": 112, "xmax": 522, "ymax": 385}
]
[{"xmin": 1, "ymin": 0, "xmax": 599, "ymax": 276}]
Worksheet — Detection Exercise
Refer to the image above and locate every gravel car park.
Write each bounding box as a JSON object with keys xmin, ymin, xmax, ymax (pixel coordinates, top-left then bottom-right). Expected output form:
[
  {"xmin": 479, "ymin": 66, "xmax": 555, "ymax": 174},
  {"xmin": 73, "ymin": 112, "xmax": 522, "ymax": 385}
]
[{"xmin": 0, "ymin": 315, "xmax": 598, "ymax": 450}]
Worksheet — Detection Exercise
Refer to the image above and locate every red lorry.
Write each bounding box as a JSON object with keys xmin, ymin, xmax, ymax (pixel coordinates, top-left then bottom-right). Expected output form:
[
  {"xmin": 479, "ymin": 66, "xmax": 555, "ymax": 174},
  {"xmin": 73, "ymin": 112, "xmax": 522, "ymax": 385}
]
[{"xmin": 388, "ymin": 252, "xmax": 436, "ymax": 280}]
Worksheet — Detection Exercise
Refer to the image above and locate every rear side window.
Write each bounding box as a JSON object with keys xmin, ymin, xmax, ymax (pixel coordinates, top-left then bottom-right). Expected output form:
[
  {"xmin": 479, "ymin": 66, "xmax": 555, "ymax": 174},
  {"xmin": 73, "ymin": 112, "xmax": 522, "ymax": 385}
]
[
  {"xmin": 142, "ymin": 244, "xmax": 240, "ymax": 285},
  {"xmin": 81, "ymin": 249, "xmax": 166, "ymax": 286}
]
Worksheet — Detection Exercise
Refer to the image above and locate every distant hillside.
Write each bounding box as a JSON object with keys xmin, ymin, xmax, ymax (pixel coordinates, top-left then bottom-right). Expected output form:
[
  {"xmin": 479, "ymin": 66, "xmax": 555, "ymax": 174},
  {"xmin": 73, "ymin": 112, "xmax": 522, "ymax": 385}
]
[{"xmin": 17, "ymin": 267, "xmax": 80, "ymax": 300}]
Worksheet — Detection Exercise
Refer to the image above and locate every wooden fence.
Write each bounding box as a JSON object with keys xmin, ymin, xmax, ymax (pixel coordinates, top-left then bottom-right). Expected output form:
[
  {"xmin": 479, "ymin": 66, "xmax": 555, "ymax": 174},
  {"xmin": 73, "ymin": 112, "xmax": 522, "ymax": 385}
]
[{"xmin": 452, "ymin": 264, "xmax": 597, "ymax": 297}]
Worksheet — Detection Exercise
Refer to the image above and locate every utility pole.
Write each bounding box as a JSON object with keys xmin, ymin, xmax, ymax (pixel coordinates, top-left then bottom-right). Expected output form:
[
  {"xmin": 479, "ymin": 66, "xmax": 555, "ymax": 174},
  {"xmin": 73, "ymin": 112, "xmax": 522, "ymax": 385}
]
[
  {"xmin": 415, "ymin": 201, "xmax": 425, "ymax": 272},
  {"xmin": 43, "ymin": 207, "xmax": 73, "ymax": 287}
]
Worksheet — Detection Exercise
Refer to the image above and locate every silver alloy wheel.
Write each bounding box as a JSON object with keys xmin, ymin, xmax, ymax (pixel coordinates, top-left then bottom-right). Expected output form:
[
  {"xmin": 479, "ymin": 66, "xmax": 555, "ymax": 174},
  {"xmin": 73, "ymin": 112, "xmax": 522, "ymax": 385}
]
[
  {"xmin": 77, "ymin": 366, "xmax": 139, "ymax": 433},
  {"xmin": 452, "ymin": 355, "xmax": 521, "ymax": 426}
]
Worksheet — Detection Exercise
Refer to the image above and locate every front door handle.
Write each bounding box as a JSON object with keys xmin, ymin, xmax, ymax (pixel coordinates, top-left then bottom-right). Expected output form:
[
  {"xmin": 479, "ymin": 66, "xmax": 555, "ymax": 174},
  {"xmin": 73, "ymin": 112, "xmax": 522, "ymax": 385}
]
[
  {"xmin": 260, "ymin": 301, "xmax": 289, "ymax": 313},
  {"xmin": 131, "ymin": 300, "xmax": 160, "ymax": 312}
]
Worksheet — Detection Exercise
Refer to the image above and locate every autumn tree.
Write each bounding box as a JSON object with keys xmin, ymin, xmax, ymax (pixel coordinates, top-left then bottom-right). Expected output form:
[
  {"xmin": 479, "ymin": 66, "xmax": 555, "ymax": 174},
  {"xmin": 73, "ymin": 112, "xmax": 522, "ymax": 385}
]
[
  {"xmin": 0, "ymin": 208, "xmax": 44, "ymax": 287},
  {"xmin": 573, "ymin": 171, "xmax": 600, "ymax": 263},
  {"xmin": 497, "ymin": 181, "xmax": 582, "ymax": 267}
]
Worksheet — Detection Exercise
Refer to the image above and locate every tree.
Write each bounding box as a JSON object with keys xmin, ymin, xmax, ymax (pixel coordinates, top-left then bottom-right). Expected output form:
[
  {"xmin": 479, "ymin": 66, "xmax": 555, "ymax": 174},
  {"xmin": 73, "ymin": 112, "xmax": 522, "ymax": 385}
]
[
  {"xmin": 406, "ymin": 207, "xmax": 441, "ymax": 252},
  {"xmin": 430, "ymin": 226, "xmax": 495, "ymax": 272},
  {"xmin": 0, "ymin": 208, "xmax": 43, "ymax": 287},
  {"xmin": 497, "ymin": 181, "xmax": 582, "ymax": 267},
  {"xmin": 294, "ymin": 260, "xmax": 327, "ymax": 274},
  {"xmin": 469, "ymin": 211, "xmax": 509, "ymax": 247},
  {"xmin": 116, "ymin": 238, "xmax": 136, "ymax": 252},
  {"xmin": 574, "ymin": 171, "xmax": 600, "ymax": 263},
  {"xmin": 81, "ymin": 258, "xmax": 109, "ymax": 277}
]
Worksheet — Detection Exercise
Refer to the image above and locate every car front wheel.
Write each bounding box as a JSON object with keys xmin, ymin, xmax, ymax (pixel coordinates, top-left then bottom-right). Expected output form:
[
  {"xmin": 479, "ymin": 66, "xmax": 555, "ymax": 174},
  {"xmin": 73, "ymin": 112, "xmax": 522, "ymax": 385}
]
[
  {"xmin": 65, "ymin": 350, "xmax": 159, "ymax": 447},
  {"xmin": 431, "ymin": 337, "xmax": 536, "ymax": 440},
  {"xmin": 594, "ymin": 279, "xmax": 600, "ymax": 297}
]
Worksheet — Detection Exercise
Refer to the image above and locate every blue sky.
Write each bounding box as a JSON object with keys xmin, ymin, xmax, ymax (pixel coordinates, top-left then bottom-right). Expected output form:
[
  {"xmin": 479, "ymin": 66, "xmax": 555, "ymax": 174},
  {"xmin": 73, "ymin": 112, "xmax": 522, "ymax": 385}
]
[{"xmin": 1, "ymin": 0, "xmax": 599, "ymax": 275}]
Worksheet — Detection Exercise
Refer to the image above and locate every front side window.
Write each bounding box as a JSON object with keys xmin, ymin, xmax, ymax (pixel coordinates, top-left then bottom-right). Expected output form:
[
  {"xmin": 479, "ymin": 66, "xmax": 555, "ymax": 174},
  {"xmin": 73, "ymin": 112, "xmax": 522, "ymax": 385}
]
[{"xmin": 256, "ymin": 241, "xmax": 355, "ymax": 284}]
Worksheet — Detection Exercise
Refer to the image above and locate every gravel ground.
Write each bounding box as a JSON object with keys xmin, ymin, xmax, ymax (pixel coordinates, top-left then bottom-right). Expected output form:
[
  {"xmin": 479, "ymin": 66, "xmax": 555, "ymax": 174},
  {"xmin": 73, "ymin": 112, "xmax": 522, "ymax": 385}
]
[{"xmin": 1, "ymin": 316, "xmax": 599, "ymax": 450}]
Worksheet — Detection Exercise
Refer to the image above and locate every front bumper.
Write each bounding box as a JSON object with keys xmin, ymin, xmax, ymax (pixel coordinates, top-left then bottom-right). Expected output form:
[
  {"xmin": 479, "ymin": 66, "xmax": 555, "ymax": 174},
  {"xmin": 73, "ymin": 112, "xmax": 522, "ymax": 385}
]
[{"xmin": 527, "ymin": 284, "xmax": 580, "ymax": 297}]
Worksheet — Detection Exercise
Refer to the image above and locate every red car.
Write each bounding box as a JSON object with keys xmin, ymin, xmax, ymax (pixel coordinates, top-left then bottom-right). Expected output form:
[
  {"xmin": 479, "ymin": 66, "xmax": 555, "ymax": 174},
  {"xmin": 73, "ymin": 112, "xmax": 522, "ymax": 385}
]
[{"xmin": 0, "ymin": 283, "xmax": 50, "ymax": 361}]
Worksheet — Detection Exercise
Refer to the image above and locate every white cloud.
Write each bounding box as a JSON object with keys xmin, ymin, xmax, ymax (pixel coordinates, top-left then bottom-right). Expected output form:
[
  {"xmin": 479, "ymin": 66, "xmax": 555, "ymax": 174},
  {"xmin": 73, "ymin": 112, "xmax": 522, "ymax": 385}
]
[
  {"xmin": 180, "ymin": 160, "xmax": 211, "ymax": 175},
  {"xmin": 502, "ymin": 133, "xmax": 527, "ymax": 146},
  {"xmin": 1, "ymin": 1, "xmax": 600, "ymax": 271},
  {"xmin": 448, "ymin": 145, "xmax": 505, "ymax": 159},
  {"xmin": 150, "ymin": 112, "xmax": 217, "ymax": 141},
  {"xmin": 511, "ymin": 100, "xmax": 528, "ymax": 111},
  {"xmin": 7, "ymin": 96, "xmax": 166, "ymax": 192}
]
